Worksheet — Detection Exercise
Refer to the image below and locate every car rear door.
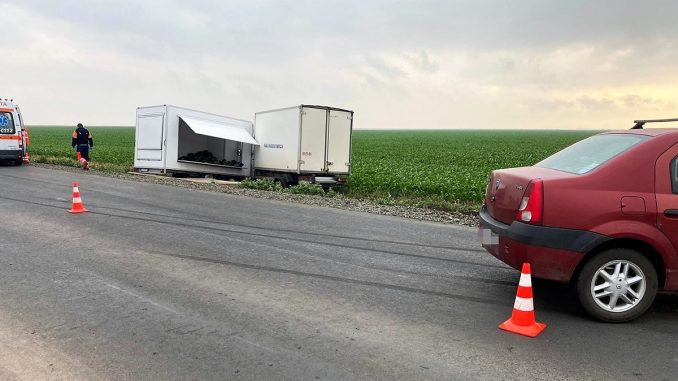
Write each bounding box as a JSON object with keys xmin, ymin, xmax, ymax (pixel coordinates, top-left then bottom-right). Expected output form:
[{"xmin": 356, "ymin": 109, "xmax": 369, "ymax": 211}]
[
  {"xmin": 655, "ymin": 142, "xmax": 678, "ymax": 251},
  {"xmin": 16, "ymin": 110, "xmax": 27, "ymax": 157}
]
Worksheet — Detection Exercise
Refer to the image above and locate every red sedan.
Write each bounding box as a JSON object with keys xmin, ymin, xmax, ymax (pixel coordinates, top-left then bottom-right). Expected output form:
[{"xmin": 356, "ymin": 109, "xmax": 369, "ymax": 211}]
[{"xmin": 480, "ymin": 119, "xmax": 678, "ymax": 322}]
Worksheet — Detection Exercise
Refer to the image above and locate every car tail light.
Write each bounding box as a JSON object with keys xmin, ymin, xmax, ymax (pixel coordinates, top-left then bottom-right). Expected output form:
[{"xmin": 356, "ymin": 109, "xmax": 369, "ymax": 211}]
[{"xmin": 517, "ymin": 179, "xmax": 543, "ymax": 224}]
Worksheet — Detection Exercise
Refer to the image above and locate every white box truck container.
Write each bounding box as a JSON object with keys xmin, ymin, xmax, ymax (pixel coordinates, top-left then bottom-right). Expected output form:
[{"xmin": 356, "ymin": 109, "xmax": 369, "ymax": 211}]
[
  {"xmin": 253, "ymin": 105, "xmax": 353, "ymax": 186},
  {"xmin": 134, "ymin": 105, "xmax": 258, "ymax": 177}
]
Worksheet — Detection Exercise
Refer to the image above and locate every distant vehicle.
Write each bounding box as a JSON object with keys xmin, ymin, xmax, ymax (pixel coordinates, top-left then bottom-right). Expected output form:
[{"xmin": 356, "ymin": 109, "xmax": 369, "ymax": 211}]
[
  {"xmin": 0, "ymin": 99, "xmax": 29, "ymax": 165},
  {"xmin": 480, "ymin": 118, "xmax": 678, "ymax": 322}
]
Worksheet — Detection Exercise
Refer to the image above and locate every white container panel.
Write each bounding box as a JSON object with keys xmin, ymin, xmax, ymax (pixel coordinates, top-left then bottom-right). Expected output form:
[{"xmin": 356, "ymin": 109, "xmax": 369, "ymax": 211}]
[
  {"xmin": 137, "ymin": 113, "xmax": 164, "ymax": 150},
  {"xmin": 300, "ymin": 107, "xmax": 327, "ymax": 172},
  {"xmin": 137, "ymin": 149, "xmax": 163, "ymax": 161},
  {"xmin": 326, "ymin": 110, "xmax": 352, "ymax": 174},
  {"xmin": 254, "ymin": 107, "xmax": 301, "ymax": 172},
  {"xmin": 135, "ymin": 106, "xmax": 167, "ymax": 168}
]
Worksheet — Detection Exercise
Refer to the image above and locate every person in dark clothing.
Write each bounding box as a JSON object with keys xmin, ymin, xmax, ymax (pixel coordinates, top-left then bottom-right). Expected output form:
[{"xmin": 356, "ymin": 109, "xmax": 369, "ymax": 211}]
[{"xmin": 71, "ymin": 123, "xmax": 94, "ymax": 161}]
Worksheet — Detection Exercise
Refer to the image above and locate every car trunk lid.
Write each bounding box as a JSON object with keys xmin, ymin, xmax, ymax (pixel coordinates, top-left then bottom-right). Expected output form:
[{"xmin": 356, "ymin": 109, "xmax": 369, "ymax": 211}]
[{"xmin": 484, "ymin": 166, "xmax": 569, "ymax": 225}]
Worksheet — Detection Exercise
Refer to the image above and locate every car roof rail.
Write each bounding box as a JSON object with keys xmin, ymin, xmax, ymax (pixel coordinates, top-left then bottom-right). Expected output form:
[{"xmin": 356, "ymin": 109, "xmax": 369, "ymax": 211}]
[{"xmin": 632, "ymin": 118, "xmax": 678, "ymax": 129}]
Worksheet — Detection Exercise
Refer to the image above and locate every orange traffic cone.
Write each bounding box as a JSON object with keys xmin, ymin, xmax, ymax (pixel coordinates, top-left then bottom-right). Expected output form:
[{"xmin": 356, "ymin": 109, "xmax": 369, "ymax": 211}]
[
  {"xmin": 499, "ymin": 263, "xmax": 546, "ymax": 337},
  {"xmin": 76, "ymin": 151, "xmax": 90, "ymax": 170},
  {"xmin": 68, "ymin": 182, "xmax": 88, "ymax": 213}
]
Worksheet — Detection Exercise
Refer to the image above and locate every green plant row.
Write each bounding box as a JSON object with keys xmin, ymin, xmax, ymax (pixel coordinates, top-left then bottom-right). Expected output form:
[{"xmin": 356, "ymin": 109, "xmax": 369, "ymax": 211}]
[{"xmin": 240, "ymin": 178, "xmax": 336, "ymax": 197}]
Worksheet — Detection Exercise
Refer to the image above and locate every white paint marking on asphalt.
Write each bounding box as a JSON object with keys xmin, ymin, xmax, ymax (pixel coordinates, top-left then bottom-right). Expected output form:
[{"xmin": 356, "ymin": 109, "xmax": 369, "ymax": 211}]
[
  {"xmin": 104, "ymin": 282, "xmax": 179, "ymax": 315},
  {"xmin": 233, "ymin": 336, "xmax": 280, "ymax": 355}
]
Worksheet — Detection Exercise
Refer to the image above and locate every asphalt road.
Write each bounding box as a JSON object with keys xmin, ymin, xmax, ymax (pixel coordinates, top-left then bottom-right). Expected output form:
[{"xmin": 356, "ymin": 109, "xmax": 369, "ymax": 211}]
[{"xmin": 1, "ymin": 165, "xmax": 677, "ymax": 381}]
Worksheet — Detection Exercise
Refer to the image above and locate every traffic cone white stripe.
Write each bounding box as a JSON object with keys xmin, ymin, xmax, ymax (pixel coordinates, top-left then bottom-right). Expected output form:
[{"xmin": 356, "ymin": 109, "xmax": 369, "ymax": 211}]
[
  {"xmin": 513, "ymin": 296, "xmax": 534, "ymax": 312},
  {"xmin": 519, "ymin": 273, "xmax": 532, "ymax": 287},
  {"xmin": 74, "ymin": 187, "xmax": 80, "ymax": 193},
  {"xmin": 73, "ymin": 197, "xmax": 82, "ymax": 204}
]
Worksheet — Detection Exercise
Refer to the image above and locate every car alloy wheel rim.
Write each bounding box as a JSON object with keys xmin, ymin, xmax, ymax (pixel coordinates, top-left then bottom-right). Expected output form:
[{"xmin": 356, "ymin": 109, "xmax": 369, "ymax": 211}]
[{"xmin": 590, "ymin": 260, "xmax": 646, "ymax": 313}]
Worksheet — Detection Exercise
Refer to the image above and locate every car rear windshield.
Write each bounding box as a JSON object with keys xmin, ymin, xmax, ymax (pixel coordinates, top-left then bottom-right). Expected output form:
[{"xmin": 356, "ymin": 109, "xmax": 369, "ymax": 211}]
[
  {"xmin": 0, "ymin": 112, "xmax": 15, "ymax": 134},
  {"xmin": 536, "ymin": 134, "xmax": 648, "ymax": 174}
]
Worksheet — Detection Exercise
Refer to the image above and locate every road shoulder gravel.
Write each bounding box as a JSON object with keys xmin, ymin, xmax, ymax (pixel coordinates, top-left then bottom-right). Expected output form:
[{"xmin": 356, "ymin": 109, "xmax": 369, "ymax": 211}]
[{"xmin": 29, "ymin": 163, "xmax": 479, "ymax": 227}]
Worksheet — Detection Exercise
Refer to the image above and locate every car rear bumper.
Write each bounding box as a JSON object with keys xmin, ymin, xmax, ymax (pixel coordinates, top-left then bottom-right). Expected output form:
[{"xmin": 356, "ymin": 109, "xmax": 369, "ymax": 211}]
[
  {"xmin": 0, "ymin": 149, "xmax": 21, "ymax": 159},
  {"xmin": 479, "ymin": 205, "xmax": 610, "ymax": 282}
]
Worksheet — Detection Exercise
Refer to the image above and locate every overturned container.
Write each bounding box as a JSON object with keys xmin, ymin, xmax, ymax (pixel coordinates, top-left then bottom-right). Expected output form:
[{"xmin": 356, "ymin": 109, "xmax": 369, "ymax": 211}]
[{"xmin": 134, "ymin": 105, "xmax": 257, "ymax": 177}]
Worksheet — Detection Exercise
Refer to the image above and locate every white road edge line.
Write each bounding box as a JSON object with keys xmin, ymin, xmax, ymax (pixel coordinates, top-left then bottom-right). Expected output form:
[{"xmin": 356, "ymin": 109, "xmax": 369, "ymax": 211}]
[{"xmin": 103, "ymin": 282, "xmax": 179, "ymax": 315}]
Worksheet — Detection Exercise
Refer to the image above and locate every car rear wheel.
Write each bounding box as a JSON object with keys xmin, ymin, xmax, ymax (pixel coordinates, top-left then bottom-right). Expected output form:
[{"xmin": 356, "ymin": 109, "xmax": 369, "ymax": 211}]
[
  {"xmin": 14, "ymin": 158, "xmax": 22, "ymax": 166},
  {"xmin": 576, "ymin": 248, "xmax": 657, "ymax": 322}
]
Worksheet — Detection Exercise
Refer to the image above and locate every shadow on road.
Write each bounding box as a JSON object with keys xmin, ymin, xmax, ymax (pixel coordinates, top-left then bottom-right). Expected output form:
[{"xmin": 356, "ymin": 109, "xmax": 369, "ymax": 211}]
[
  {"xmin": 0, "ymin": 161, "xmax": 23, "ymax": 167},
  {"xmin": 531, "ymin": 278, "xmax": 678, "ymax": 322}
]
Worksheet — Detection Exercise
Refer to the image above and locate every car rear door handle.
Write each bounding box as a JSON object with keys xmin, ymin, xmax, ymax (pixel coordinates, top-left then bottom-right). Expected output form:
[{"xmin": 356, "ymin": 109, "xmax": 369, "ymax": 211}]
[{"xmin": 664, "ymin": 209, "xmax": 678, "ymax": 217}]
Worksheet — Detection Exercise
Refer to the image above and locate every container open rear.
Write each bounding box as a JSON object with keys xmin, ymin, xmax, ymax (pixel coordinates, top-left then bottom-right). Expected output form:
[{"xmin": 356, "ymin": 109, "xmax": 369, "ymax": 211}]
[{"xmin": 134, "ymin": 105, "xmax": 257, "ymax": 177}]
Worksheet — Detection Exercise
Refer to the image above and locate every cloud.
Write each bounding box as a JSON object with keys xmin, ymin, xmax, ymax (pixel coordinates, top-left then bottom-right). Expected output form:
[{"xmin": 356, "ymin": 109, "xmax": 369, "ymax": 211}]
[
  {"xmin": 620, "ymin": 94, "xmax": 660, "ymax": 109},
  {"xmin": 576, "ymin": 96, "xmax": 616, "ymax": 110},
  {"xmin": 405, "ymin": 51, "xmax": 439, "ymax": 74},
  {"xmin": 2, "ymin": 1, "xmax": 678, "ymax": 129},
  {"xmin": 361, "ymin": 56, "xmax": 408, "ymax": 82}
]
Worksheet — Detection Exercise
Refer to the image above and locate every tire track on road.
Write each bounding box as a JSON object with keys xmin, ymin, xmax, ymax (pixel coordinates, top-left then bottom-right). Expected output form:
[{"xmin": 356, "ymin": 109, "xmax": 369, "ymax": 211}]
[
  {"xmin": 0, "ymin": 172, "xmax": 483, "ymax": 253},
  {"xmin": 1, "ymin": 195, "xmax": 507, "ymax": 270},
  {"xmin": 146, "ymin": 250, "xmax": 513, "ymax": 308}
]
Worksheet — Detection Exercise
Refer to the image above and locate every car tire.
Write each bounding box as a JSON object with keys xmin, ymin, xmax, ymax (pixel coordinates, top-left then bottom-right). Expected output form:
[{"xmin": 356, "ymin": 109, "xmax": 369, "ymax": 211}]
[
  {"xmin": 14, "ymin": 158, "xmax": 22, "ymax": 166},
  {"xmin": 576, "ymin": 248, "xmax": 658, "ymax": 323}
]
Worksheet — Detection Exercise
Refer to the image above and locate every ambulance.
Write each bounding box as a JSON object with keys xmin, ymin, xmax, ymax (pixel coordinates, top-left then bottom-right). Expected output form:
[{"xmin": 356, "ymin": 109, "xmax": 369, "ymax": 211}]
[{"xmin": 0, "ymin": 99, "xmax": 29, "ymax": 165}]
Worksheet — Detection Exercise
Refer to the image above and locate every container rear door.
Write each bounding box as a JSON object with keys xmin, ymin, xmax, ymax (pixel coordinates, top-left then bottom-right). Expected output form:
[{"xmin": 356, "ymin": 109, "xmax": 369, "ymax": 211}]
[
  {"xmin": 326, "ymin": 110, "xmax": 352, "ymax": 174},
  {"xmin": 136, "ymin": 113, "xmax": 164, "ymax": 161},
  {"xmin": 254, "ymin": 107, "xmax": 301, "ymax": 172},
  {"xmin": 300, "ymin": 107, "xmax": 327, "ymax": 172}
]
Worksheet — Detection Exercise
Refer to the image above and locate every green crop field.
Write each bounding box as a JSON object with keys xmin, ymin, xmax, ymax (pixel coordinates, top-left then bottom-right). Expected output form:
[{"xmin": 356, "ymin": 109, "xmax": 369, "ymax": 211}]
[
  {"xmin": 349, "ymin": 130, "xmax": 598, "ymax": 210},
  {"xmin": 28, "ymin": 127, "xmax": 134, "ymax": 172},
  {"xmin": 26, "ymin": 127, "xmax": 598, "ymax": 211}
]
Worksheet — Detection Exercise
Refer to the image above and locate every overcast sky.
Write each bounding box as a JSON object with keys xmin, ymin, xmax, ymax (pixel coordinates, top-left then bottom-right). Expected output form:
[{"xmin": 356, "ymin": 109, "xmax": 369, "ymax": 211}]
[{"xmin": 2, "ymin": 1, "xmax": 677, "ymax": 129}]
